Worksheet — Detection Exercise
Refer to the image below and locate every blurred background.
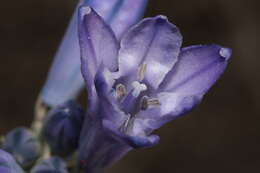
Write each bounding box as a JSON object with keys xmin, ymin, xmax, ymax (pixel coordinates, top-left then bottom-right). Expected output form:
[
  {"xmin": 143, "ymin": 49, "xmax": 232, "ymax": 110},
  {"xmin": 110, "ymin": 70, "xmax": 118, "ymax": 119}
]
[{"xmin": 0, "ymin": 0, "xmax": 258, "ymax": 172}]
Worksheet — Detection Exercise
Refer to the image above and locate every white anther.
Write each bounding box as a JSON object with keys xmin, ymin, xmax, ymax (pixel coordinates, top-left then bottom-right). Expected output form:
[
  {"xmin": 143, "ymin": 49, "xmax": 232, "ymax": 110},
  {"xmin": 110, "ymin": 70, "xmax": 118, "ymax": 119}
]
[{"xmin": 131, "ymin": 81, "xmax": 147, "ymax": 97}]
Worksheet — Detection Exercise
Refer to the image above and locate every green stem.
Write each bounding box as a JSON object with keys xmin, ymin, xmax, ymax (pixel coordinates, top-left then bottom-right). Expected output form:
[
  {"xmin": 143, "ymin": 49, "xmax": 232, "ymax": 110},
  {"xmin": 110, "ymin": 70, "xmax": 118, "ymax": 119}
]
[{"xmin": 31, "ymin": 96, "xmax": 51, "ymax": 160}]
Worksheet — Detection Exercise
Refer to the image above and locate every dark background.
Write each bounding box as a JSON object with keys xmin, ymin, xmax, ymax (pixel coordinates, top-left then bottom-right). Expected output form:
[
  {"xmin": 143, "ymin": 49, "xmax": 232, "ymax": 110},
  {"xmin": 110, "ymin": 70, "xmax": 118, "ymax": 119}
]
[{"xmin": 0, "ymin": 0, "xmax": 258, "ymax": 172}]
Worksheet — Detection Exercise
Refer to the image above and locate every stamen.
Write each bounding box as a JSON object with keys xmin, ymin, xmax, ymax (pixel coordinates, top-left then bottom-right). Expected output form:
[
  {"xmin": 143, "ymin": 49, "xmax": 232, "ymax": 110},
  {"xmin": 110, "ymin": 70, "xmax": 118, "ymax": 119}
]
[
  {"xmin": 123, "ymin": 114, "xmax": 131, "ymax": 128},
  {"xmin": 132, "ymin": 81, "xmax": 147, "ymax": 97},
  {"xmin": 138, "ymin": 63, "xmax": 147, "ymax": 81},
  {"xmin": 120, "ymin": 114, "xmax": 131, "ymax": 133},
  {"xmin": 140, "ymin": 96, "xmax": 149, "ymax": 110},
  {"xmin": 116, "ymin": 84, "xmax": 126, "ymax": 99},
  {"xmin": 140, "ymin": 96, "xmax": 161, "ymax": 110}
]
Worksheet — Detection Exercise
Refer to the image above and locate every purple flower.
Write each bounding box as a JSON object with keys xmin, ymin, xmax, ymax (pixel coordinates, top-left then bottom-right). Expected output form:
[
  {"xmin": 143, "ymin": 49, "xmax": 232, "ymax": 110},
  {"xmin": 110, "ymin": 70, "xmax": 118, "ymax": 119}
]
[
  {"xmin": 77, "ymin": 6, "xmax": 232, "ymax": 173},
  {"xmin": 0, "ymin": 149, "xmax": 25, "ymax": 173},
  {"xmin": 41, "ymin": 0, "xmax": 149, "ymax": 107}
]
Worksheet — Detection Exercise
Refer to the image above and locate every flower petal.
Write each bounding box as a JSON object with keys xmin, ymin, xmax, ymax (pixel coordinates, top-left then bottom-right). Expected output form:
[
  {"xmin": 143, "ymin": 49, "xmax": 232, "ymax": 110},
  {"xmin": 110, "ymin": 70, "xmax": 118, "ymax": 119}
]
[
  {"xmin": 132, "ymin": 45, "xmax": 232, "ymax": 135},
  {"xmin": 160, "ymin": 44, "xmax": 232, "ymax": 94},
  {"xmin": 109, "ymin": 0, "xmax": 149, "ymax": 39},
  {"xmin": 79, "ymin": 6, "xmax": 119, "ymax": 84},
  {"xmin": 78, "ymin": 6, "xmax": 120, "ymax": 112},
  {"xmin": 86, "ymin": 0, "xmax": 125, "ymax": 22},
  {"xmin": 118, "ymin": 16, "xmax": 182, "ymax": 89},
  {"xmin": 41, "ymin": 8, "xmax": 83, "ymax": 107}
]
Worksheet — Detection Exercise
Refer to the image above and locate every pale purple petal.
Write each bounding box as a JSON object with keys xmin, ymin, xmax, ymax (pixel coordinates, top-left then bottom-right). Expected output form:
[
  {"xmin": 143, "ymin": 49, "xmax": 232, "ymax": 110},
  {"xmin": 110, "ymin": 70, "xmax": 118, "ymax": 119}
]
[
  {"xmin": 79, "ymin": 6, "xmax": 119, "ymax": 80},
  {"xmin": 160, "ymin": 44, "xmax": 232, "ymax": 94},
  {"xmin": 78, "ymin": 6, "xmax": 119, "ymax": 111},
  {"xmin": 131, "ymin": 45, "xmax": 232, "ymax": 135},
  {"xmin": 109, "ymin": 0, "xmax": 149, "ymax": 39},
  {"xmin": 41, "ymin": 8, "xmax": 83, "ymax": 107},
  {"xmin": 118, "ymin": 16, "xmax": 182, "ymax": 89}
]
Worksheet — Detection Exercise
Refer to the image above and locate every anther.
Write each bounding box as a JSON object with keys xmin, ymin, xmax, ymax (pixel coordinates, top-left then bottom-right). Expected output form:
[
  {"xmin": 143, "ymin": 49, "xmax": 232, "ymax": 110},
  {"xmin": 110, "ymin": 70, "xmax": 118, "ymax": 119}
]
[
  {"xmin": 119, "ymin": 114, "xmax": 131, "ymax": 133},
  {"xmin": 140, "ymin": 96, "xmax": 149, "ymax": 110},
  {"xmin": 116, "ymin": 84, "xmax": 126, "ymax": 99},
  {"xmin": 138, "ymin": 63, "xmax": 147, "ymax": 81},
  {"xmin": 140, "ymin": 96, "xmax": 161, "ymax": 110}
]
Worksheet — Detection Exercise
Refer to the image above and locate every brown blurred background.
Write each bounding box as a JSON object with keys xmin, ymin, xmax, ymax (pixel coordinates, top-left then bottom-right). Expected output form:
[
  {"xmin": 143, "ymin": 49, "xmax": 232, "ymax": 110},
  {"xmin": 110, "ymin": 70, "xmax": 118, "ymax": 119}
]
[{"xmin": 0, "ymin": 0, "xmax": 258, "ymax": 172}]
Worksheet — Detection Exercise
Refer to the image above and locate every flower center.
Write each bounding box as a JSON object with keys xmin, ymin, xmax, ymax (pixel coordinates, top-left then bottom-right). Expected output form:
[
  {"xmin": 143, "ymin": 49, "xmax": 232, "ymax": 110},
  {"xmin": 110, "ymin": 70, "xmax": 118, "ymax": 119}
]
[
  {"xmin": 114, "ymin": 64, "xmax": 161, "ymax": 133},
  {"xmin": 119, "ymin": 81, "xmax": 147, "ymax": 114}
]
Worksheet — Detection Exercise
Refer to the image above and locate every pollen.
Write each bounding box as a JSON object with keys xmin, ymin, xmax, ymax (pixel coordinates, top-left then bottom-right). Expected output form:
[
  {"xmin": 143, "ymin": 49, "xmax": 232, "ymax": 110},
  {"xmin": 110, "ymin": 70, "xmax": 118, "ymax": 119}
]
[
  {"xmin": 140, "ymin": 96, "xmax": 161, "ymax": 110},
  {"xmin": 116, "ymin": 84, "xmax": 127, "ymax": 99}
]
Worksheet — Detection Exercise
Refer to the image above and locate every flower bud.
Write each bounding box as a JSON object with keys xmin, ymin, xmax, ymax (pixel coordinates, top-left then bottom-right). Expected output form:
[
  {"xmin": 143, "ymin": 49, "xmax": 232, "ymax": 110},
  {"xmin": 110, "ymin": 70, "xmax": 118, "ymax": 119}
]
[
  {"xmin": 0, "ymin": 149, "xmax": 25, "ymax": 173},
  {"xmin": 2, "ymin": 128, "xmax": 40, "ymax": 168},
  {"xmin": 43, "ymin": 101, "xmax": 84, "ymax": 156},
  {"xmin": 31, "ymin": 157, "xmax": 68, "ymax": 173}
]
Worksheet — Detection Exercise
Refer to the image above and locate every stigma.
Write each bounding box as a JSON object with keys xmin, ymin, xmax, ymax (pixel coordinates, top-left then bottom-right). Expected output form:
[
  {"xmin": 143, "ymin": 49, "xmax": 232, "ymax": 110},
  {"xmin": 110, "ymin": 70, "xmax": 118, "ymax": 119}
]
[{"xmin": 131, "ymin": 81, "xmax": 147, "ymax": 97}]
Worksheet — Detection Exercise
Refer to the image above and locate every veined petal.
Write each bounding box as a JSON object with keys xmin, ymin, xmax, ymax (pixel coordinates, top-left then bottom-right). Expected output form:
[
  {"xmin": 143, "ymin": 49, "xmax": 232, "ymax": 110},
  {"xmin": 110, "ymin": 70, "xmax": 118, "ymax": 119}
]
[
  {"xmin": 160, "ymin": 44, "xmax": 232, "ymax": 94},
  {"xmin": 133, "ymin": 45, "xmax": 232, "ymax": 135},
  {"xmin": 78, "ymin": 6, "xmax": 119, "ymax": 111},
  {"xmin": 118, "ymin": 16, "xmax": 182, "ymax": 89},
  {"xmin": 79, "ymin": 6, "xmax": 119, "ymax": 83}
]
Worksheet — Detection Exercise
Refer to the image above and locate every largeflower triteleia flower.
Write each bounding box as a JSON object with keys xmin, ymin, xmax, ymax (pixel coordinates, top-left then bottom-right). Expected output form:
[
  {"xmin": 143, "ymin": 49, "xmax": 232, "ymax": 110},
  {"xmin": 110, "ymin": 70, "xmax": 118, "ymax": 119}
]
[
  {"xmin": 78, "ymin": 6, "xmax": 232, "ymax": 173},
  {"xmin": 41, "ymin": 0, "xmax": 149, "ymax": 107}
]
